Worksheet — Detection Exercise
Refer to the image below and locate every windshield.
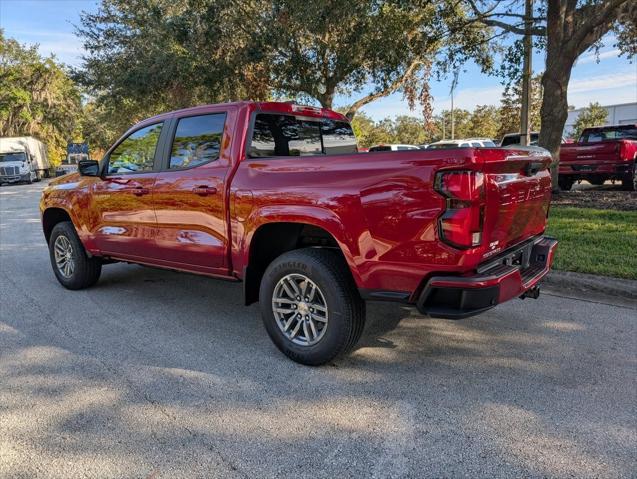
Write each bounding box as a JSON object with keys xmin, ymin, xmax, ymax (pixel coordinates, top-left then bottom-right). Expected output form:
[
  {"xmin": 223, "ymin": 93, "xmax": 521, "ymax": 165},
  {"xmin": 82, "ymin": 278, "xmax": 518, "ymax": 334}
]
[
  {"xmin": 579, "ymin": 126, "xmax": 637, "ymax": 143},
  {"xmin": 0, "ymin": 152, "xmax": 26, "ymax": 162}
]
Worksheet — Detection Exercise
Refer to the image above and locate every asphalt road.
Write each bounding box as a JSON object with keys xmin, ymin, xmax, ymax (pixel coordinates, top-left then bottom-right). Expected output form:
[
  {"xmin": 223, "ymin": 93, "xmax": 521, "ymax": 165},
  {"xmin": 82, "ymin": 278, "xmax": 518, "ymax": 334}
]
[{"xmin": 1, "ymin": 181, "xmax": 636, "ymax": 479}]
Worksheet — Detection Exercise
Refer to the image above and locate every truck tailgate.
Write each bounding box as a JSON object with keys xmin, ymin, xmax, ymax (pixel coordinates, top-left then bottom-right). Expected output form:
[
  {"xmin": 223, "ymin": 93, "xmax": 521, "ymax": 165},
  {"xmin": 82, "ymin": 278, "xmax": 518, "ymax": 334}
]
[
  {"xmin": 560, "ymin": 142, "xmax": 619, "ymax": 168},
  {"xmin": 475, "ymin": 148, "xmax": 552, "ymax": 258}
]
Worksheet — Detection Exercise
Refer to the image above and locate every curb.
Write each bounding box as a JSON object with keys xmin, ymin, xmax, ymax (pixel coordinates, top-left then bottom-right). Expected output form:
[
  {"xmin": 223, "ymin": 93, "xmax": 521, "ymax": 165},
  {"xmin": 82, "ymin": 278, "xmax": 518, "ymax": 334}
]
[{"xmin": 543, "ymin": 270, "xmax": 637, "ymax": 299}]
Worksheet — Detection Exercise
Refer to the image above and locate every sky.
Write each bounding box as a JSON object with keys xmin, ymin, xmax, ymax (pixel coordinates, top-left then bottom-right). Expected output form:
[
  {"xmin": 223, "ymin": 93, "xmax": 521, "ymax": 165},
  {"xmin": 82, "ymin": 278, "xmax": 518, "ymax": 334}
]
[{"xmin": 1, "ymin": 0, "xmax": 636, "ymax": 121}]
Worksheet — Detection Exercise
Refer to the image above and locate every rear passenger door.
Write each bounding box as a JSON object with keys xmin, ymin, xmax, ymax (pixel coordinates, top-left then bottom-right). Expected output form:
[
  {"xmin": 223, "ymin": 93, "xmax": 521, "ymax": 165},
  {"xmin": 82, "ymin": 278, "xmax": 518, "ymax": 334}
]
[{"xmin": 151, "ymin": 111, "xmax": 230, "ymax": 273}]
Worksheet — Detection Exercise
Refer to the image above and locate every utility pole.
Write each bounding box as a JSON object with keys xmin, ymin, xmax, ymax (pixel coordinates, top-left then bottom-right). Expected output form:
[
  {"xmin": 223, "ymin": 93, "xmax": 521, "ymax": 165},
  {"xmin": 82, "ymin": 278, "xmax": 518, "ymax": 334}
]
[
  {"xmin": 520, "ymin": 0, "xmax": 533, "ymax": 146},
  {"xmin": 450, "ymin": 69, "xmax": 459, "ymax": 140},
  {"xmin": 451, "ymin": 94, "xmax": 455, "ymax": 140}
]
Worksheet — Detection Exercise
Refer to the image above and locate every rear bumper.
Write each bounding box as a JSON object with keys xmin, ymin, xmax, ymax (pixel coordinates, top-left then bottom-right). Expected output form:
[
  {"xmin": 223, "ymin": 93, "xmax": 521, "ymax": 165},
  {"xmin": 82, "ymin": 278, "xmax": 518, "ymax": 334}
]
[
  {"xmin": 559, "ymin": 161, "xmax": 634, "ymax": 177},
  {"xmin": 415, "ymin": 236, "xmax": 558, "ymax": 319}
]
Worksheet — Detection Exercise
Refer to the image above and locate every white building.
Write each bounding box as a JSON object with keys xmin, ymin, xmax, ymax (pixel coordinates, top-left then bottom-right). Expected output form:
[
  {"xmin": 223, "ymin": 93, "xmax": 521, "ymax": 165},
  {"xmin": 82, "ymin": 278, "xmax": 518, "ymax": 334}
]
[{"xmin": 564, "ymin": 102, "xmax": 637, "ymax": 137}]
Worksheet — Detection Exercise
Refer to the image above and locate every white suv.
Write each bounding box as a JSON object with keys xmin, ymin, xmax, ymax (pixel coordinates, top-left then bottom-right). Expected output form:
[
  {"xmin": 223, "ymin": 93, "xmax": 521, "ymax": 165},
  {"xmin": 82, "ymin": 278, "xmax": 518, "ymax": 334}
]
[
  {"xmin": 368, "ymin": 144, "xmax": 421, "ymax": 151},
  {"xmin": 427, "ymin": 138, "xmax": 497, "ymax": 149}
]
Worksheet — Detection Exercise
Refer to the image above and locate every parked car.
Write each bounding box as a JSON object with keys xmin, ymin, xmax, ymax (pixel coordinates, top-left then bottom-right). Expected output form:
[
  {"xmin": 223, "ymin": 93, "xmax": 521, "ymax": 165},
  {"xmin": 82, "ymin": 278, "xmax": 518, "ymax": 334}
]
[
  {"xmin": 40, "ymin": 101, "xmax": 557, "ymax": 365},
  {"xmin": 558, "ymin": 124, "xmax": 637, "ymax": 190},
  {"xmin": 0, "ymin": 137, "xmax": 50, "ymax": 184},
  {"xmin": 428, "ymin": 138, "xmax": 497, "ymax": 149},
  {"xmin": 369, "ymin": 144, "xmax": 420, "ymax": 151},
  {"xmin": 57, "ymin": 143, "xmax": 90, "ymax": 177},
  {"xmin": 500, "ymin": 132, "xmax": 540, "ymax": 147}
]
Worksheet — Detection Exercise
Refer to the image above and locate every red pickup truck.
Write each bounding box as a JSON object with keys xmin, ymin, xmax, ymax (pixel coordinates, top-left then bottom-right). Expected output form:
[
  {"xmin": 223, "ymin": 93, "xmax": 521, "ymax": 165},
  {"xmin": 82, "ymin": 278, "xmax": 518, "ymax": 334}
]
[
  {"xmin": 40, "ymin": 101, "xmax": 557, "ymax": 365},
  {"xmin": 558, "ymin": 124, "xmax": 637, "ymax": 190}
]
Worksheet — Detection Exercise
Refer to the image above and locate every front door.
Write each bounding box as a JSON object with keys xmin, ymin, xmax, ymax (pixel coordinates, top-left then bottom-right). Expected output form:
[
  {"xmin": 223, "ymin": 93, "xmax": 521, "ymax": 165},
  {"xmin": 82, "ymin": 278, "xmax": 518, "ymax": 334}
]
[
  {"xmin": 91, "ymin": 122, "xmax": 164, "ymax": 259},
  {"xmin": 151, "ymin": 112, "xmax": 230, "ymax": 273}
]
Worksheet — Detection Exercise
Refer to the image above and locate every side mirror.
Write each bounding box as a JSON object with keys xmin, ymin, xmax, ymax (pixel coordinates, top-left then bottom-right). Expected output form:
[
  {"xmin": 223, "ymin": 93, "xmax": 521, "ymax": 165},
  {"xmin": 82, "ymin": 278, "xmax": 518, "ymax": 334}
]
[{"xmin": 78, "ymin": 159, "xmax": 100, "ymax": 176}]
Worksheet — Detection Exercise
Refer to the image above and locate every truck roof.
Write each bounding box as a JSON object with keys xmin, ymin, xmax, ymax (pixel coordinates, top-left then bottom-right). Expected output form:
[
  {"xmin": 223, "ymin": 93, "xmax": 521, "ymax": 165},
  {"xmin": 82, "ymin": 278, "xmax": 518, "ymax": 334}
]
[
  {"xmin": 582, "ymin": 124, "xmax": 637, "ymax": 132},
  {"xmin": 141, "ymin": 101, "xmax": 349, "ymax": 125}
]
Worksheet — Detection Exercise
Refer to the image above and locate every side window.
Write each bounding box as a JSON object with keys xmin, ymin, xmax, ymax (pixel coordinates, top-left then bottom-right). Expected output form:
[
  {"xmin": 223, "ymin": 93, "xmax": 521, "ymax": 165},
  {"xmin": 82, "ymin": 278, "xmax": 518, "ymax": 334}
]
[
  {"xmin": 471, "ymin": 142, "xmax": 482, "ymax": 147},
  {"xmin": 501, "ymin": 136, "xmax": 518, "ymax": 146},
  {"xmin": 249, "ymin": 114, "xmax": 357, "ymax": 157},
  {"xmin": 169, "ymin": 113, "xmax": 226, "ymax": 169},
  {"xmin": 585, "ymin": 132, "xmax": 603, "ymax": 142},
  {"xmin": 250, "ymin": 114, "xmax": 321, "ymax": 157},
  {"xmin": 108, "ymin": 123, "xmax": 163, "ymax": 174},
  {"xmin": 321, "ymin": 120, "xmax": 357, "ymax": 154}
]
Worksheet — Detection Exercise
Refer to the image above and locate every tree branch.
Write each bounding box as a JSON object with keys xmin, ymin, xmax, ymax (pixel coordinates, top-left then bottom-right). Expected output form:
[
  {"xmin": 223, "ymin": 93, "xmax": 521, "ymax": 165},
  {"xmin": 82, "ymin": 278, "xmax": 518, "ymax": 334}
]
[
  {"xmin": 571, "ymin": 0, "xmax": 632, "ymax": 55},
  {"xmin": 463, "ymin": 0, "xmax": 546, "ymax": 36},
  {"xmin": 344, "ymin": 60, "xmax": 423, "ymax": 120}
]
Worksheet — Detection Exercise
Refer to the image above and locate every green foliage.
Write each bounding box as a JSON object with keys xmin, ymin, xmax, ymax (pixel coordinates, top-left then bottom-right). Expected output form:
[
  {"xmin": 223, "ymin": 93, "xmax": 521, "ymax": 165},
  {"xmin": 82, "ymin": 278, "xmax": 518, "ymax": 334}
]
[
  {"xmin": 497, "ymin": 74, "xmax": 543, "ymax": 139},
  {"xmin": 0, "ymin": 31, "xmax": 82, "ymax": 166},
  {"xmin": 75, "ymin": 0, "xmax": 269, "ymax": 124},
  {"xmin": 76, "ymin": 0, "xmax": 493, "ymax": 130},
  {"xmin": 571, "ymin": 102, "xmax": 608, "ymax": 140},
  {"xmin": 546, "ymin": 207, "xmax": 637, "ymax": 279}
]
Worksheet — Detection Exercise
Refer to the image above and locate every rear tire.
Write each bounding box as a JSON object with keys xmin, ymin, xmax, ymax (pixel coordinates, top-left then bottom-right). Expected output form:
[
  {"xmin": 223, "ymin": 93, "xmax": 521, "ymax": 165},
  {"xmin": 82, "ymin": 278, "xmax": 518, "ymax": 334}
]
[
  {"xmin": 588, "ymin": 176, "xmax": 606, "ymax": 186},
  {"xmin": 622, "ymin": 165, "xmax": 636, "ymax": 191},
  {"xmin": 259, "ymin": 248, "xmax": 365, "ymax": 366},
  {"xmin": 558, "ymin": 176, "xmax": 574, "ymax": 191},
  {"xmin": 49, "ymin": 221, "xmax": 102, "ymax": 290}
]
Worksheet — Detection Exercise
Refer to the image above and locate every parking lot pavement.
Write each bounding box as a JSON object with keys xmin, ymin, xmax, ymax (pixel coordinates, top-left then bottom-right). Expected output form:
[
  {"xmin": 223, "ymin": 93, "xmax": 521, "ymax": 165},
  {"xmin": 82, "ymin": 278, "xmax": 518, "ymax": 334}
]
[{"xmin": 1, "ymin": 181, "xmax": 636, "ymax": 479}]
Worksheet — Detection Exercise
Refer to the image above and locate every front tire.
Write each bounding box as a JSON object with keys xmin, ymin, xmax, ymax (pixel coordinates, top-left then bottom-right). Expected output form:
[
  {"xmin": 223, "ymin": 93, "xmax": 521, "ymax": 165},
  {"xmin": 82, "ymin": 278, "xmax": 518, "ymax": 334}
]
[
  {"xmin": 259, "ymin": 248, "xmax": 365, "ymax": 366},
  {"xmin": 49, "ymin": 221, "xmax": 102, "ymax": 290}
]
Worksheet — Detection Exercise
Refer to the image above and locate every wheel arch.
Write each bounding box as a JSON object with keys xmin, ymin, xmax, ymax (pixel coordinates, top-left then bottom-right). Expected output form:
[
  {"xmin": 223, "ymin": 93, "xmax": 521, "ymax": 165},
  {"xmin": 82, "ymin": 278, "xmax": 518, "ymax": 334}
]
[
  {"xmin": 242, "ymin": 215, "xmax": 362, "ymax": 306},
  {"xmin": 42, "ymin": 207, "xmax": 74, "ymax": 244}
]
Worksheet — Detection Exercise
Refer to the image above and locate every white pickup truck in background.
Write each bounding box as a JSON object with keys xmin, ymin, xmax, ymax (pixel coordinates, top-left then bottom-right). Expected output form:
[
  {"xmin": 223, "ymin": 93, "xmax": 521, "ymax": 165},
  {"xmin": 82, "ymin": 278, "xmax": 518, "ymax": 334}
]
[{"xmin": 0, "ymin": 137, "xmax": 50, "ymax": 185}]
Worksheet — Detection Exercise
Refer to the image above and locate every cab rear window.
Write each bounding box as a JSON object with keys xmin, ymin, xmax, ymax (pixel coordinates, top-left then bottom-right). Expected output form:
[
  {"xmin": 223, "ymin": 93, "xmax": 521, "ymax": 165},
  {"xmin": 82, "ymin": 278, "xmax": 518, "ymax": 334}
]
[
  {"xmin": 579, "ymin": 126, "xmax": 637, "ymax": 142},
  {"xmin": 249, "ymin": 114, "xmax": 357, "ymax": 157}
]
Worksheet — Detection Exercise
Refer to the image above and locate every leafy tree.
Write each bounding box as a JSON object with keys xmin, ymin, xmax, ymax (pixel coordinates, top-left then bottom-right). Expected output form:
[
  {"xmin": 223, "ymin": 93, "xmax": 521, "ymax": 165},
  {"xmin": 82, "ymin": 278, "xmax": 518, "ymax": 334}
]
[
  {"xmin": 263, "ymin": 0, "xmax": 492, "ymax": 120},
  {"xmin": 349, "ymin": 113, "xmax": 393, "ymax": 147},
  {"xmin": 391, "ymin": 116, "xmax": 428, "ymax": 145},
  {"xmin": 79, "ymin": 101, "xmax": 124, "ymax": 156},
  {"xmin": 497, "ymin": 74, "xmax": 543, "ymax": 139},
  {"xmin": 463, "ymin": 0, "xmax": 636, "ymax": 189},
  {"xmin": 432, "ymin": 109, "xmax": 473, "ymax": 140},
  {"xmin": 0, "ymin": 31, "xmax": 82, "ymax": 166},
  {"xmin": 75, "ymin": 0, "xmax": 270, "ymax": 125},
  {"xmin": 76, "ymin": 0, "xmax": 494, "ymax": 130},
  {"xmin": 571, "ymin": 102, "xmax": 608, "ymax": 140},
  {"xmin": 467, "ymin": 105, "xmax": 501, "ymax": 140}
]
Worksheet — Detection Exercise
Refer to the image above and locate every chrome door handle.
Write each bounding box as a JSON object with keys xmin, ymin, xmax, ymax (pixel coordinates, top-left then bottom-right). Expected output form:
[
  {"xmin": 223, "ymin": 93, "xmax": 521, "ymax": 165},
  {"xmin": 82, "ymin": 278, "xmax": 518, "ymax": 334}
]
[{"xmin": 132, "ymin": 186, "xmax": 150, "ymax": 196}]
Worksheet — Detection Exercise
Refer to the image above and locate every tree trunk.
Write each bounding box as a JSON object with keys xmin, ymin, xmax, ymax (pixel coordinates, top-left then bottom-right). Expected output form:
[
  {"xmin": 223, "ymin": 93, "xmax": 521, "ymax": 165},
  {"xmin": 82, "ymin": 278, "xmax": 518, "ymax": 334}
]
[
  {"xmin": 538, "ymin": 60, "xmax": 573, "ymax": 192},
  {"xmin": 317, "ymin": 90, "xmax": 334, "ymax": 110},
  {"xmin": 538, "ymin": 0, "xmax": 576, "ymax": 193}
]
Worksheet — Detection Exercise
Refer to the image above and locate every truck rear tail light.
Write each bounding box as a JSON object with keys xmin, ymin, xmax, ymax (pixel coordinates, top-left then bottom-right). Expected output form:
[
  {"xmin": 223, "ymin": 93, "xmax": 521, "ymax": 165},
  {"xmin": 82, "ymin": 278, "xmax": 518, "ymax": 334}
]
[{"xmin": 435, "ymin": 171, "xmax": 485, "ymax": 248}]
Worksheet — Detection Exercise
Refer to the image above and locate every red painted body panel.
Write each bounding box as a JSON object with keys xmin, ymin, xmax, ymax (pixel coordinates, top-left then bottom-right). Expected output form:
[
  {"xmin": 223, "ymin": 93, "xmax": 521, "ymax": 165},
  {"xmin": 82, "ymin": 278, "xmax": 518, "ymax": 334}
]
[
  {"xmin": 41, "ymin": 101, "xmax": 555, "ymax": 307},
  {"xmin": 559, "ymin": 126, "xmax": 637, "ymax": 180}
]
